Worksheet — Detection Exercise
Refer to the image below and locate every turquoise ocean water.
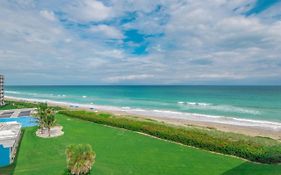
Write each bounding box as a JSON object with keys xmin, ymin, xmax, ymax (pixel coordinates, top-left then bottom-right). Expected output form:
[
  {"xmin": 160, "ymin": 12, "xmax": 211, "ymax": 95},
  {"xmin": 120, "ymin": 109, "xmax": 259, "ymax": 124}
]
[{"xmin": 4, "ymin": 86, "xmax": 281, "ymax": 123}]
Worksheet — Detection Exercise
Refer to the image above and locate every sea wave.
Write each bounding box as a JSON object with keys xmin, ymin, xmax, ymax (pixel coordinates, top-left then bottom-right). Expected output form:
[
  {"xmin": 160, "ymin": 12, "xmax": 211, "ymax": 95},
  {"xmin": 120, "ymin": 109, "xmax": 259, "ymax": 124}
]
[
  {"xmin": 177, "ymin": 101, "xmax": 260, "ymax": 115},
  {"xmin": 6, "ymin": 90, "xmax": 24, "ymax": 94},
  {"xmin": 5, "ymin": 96, "xmax": 281, "ymax": 131},
  {"xmin": 4, "ymin": 91, "xmax": 261, "ymax": 116},
  {"xmin": 121, "ymin": 106, "xmax": 131, "ymax": 110},
  {"xmin": 6, "ymin": 90, "xmax": 70, "ymax": 99}
]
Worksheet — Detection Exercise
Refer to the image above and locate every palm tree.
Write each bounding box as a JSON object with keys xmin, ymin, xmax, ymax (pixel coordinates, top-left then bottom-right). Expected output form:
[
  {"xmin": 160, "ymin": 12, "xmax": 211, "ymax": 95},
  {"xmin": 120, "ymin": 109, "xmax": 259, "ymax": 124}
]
[
  {"xmin": 66, "ymin": 144, "xmax": 96, "ymax": 175},
  {"xmin": 43, "ymin": 108, "xmax": 56, "ymax": 137},
  {"xmin": 34, "ymin": 103, "xmax": 56, "ymax": 136},
  {"xmin": 34, "ymin": 103, "xmax": 48, "ymax": 134}
]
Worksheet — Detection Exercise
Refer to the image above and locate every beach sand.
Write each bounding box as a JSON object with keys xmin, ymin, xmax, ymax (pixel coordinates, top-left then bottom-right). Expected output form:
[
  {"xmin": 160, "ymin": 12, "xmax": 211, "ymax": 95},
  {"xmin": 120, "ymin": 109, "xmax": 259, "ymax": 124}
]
[{"xmin": 6, "ymin": 96, "xmax": 281, "ymax": 140}]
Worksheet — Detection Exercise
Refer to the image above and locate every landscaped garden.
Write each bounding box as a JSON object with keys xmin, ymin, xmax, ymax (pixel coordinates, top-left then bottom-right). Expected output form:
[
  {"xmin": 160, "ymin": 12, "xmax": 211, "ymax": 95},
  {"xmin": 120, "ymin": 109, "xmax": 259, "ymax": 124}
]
[
  {"xmin": 1, "ymin": 101, "xmax": 281, "ymax": 175},
  {"xmin": 0, "ymin": 113, "xmax": 280, "ymax": 175}
]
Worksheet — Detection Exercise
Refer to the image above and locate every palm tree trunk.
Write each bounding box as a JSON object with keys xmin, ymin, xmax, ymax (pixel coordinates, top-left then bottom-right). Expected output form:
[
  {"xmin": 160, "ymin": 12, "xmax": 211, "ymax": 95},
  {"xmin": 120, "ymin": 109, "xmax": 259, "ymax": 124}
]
[
  {"xmin": 40, "ymin": 126, "xmax": 44, "ymax": 134},
  {"xmin": 48, "ymin": 127, "xmax": 51, "ymax": 137}
]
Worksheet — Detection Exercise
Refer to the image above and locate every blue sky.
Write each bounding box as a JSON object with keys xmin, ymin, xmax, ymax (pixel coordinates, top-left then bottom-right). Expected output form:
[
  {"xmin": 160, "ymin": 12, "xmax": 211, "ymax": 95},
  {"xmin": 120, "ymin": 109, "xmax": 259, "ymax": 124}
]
[{"xmin": 0, "ymin": 0, "xmax": 281, "ymax": 85}]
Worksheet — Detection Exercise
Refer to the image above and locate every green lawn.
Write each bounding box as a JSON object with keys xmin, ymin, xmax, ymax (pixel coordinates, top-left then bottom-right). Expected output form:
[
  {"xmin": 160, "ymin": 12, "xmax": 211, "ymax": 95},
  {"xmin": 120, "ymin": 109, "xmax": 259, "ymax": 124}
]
[
  {"xmin": 4, "ymin": 114, "xmax": 281, "ymax": 175},
  {"xmin": 0, "ymin": 100, "xmax": 62, "ymax": 111},
  {"xmin": 0, "ymin": 101, "xmax": 36, "ymax": 110}
]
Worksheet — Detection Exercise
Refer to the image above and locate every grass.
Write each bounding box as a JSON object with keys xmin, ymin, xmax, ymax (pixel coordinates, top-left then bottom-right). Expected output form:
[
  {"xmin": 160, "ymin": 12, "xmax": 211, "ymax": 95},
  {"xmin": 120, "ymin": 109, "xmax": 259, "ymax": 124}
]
[
  {"xmin": 60, "ymin": 110, "xmax": 281, "ymax": 164},
  {"xmin": 0, "ymin": 101, "xmax": 36, "ymax": 110},
  {"xmin": 0, "ymin": 100, "xmax": 63, "ymax": 111},
  {"xmin": 0, "ymin": 114, "xmax": 280, "ymax": 175}
]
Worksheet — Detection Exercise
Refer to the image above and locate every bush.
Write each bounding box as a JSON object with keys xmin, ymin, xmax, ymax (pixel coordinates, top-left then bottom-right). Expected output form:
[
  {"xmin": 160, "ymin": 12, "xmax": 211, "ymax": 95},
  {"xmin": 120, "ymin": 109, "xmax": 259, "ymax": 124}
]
[
  {"xmin": 60, "ymin": 110, "xmax": 281, "ymax": 164},
  {"xmin": 66, "ymin": 144, "xmax": 96, "ymax": 175}
]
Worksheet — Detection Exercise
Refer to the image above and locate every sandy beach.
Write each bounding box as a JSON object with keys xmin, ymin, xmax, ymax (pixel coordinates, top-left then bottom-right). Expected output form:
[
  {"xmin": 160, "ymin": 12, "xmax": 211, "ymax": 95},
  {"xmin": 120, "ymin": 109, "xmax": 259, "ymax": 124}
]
[{"xmin": 5, "ymin": 96, "xmax": 281, "ymax": 140}]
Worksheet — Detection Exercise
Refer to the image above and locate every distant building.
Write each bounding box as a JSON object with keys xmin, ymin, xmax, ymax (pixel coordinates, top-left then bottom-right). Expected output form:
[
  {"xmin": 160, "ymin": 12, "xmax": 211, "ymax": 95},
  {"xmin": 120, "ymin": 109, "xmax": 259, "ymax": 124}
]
[
  {"xmin": 0, "ymin": 75, "xmax": 4, "ymax": 106},
  {"xmin": 0, "ymin": 122, "xmax": 21, "ymax": 167}
]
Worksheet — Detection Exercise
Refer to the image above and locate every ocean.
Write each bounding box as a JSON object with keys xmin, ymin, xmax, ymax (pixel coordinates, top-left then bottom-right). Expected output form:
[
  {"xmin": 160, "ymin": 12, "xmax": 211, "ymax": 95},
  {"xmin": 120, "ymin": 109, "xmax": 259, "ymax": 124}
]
[{"xmin": 4, "ymin": 85, "xmax": 281, "ymax": 127}]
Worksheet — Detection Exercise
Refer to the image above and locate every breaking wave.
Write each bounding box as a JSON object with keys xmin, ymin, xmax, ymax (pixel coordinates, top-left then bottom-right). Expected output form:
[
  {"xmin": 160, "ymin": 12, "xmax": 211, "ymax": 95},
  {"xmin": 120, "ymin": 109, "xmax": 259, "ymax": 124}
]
[
  {"xmin": 177, "ymin": 101, "xmax": 260, "ymax": 115},
  {"xmin": 5, "ymin": 96, "xmax": 281, "ymax": 131}
]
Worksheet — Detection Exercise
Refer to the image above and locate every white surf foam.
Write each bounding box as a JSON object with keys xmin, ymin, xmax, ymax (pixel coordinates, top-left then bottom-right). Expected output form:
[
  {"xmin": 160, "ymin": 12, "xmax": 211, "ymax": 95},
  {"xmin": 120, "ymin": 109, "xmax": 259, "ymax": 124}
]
[
  {"xmin": 5, "ymin": 91, "xmax": 22, "ymax": 94},
  {"xmin": 178, "ymin": 101, "xmax": 260, "ymax": 115},
  {"xmin": 6, "ymin": 96, "xmax": 281, "ymax": 131}
]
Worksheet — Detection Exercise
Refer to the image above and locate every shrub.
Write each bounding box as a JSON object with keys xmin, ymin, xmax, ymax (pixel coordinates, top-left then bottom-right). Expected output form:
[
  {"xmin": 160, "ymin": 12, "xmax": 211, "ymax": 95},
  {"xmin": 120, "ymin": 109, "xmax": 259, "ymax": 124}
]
[
  {"xmin": 66, "ymin": 144, "xmax": 96, "ymax": 175},
  {"xmin": 60, "ymin": 110, "xmax": 281, "ymax": 164}
]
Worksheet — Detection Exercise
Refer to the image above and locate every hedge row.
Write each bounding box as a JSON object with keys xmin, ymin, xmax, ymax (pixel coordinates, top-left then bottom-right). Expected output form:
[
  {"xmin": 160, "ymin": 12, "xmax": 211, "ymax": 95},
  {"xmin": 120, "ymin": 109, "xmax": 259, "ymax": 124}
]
[{"xmin": 59, "ymin": 110, "xmax": 281, "ymax": 164}]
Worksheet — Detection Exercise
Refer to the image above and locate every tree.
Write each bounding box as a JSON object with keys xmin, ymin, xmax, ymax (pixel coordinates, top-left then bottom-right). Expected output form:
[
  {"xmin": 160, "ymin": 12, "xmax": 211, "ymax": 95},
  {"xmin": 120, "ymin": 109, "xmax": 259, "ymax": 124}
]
[
  {"xmin": 66, "ymin": 144, "xmax": 96, "ymax": 175},
  {"xmin": 34, "ymin": 103, "xmax": 48, "ymax": 134},
  {"xmin": 34, "ymin": 103, "xmax": 56, "ymax": 136},
  {"xmin": 43, "ymin": 108, "xmax": 56, "ymax": 137}
]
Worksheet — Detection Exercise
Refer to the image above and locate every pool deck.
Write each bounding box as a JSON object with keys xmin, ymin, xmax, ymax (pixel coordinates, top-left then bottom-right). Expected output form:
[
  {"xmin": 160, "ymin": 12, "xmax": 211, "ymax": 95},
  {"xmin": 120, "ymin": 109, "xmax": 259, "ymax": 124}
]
[{"xmin": 0, "ymin": 108, "xmax": 35, "ymax": 118}]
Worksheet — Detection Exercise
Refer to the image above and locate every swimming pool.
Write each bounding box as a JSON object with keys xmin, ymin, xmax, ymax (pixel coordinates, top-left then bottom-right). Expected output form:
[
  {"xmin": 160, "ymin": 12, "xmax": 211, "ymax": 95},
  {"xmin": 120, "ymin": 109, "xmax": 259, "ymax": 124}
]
[{"xmin": 0, "ymin": 116, "xmax": 37, "ymax": 127}]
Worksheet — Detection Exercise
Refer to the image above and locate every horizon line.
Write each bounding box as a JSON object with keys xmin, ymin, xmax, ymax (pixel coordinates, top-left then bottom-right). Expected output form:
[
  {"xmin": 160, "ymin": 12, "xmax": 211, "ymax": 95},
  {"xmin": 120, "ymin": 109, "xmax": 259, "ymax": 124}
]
[{"xmin": 4, "ymin": 84, "xmax": 281, "ymax": 86}]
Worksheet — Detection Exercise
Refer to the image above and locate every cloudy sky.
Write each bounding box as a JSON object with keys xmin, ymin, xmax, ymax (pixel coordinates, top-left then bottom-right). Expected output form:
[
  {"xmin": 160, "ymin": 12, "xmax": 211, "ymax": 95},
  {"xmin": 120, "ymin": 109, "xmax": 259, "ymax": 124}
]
[{"xmin": 0, "ymin": 0, "xmax": 281, "ymax": 85}]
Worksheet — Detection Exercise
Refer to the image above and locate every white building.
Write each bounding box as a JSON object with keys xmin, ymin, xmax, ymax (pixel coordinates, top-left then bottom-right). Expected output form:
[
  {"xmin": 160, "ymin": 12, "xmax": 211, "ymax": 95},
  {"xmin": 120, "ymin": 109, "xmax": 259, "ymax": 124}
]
[
  {"xmin": 0, "ymin": 75, "xmax": 4, "ymax": 106},
  {"xmin": 0, "ymin": 122, "xmax": 21, "ymax": 167}
]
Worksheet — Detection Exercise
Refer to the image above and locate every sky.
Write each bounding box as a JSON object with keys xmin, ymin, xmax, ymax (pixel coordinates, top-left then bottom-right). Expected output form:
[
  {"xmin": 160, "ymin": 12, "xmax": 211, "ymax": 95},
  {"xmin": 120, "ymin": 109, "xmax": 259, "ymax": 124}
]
[{"xmin": 0, "ymin": 0, "xmax": 281, "ymax": 85}]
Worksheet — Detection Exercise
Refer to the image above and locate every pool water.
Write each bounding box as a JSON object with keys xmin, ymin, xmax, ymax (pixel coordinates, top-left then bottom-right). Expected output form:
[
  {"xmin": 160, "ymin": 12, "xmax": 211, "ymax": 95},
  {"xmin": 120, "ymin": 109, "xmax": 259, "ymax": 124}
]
[{"xmin": 0, "ymin": 116, "xmax": 37, "ymax": 127}]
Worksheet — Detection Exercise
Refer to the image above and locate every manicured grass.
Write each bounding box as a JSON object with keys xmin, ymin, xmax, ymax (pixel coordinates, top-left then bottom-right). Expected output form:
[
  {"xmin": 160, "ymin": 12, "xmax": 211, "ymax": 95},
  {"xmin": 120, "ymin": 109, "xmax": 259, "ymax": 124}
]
[
  {"xmin": 0, "ymin": 100, "xmax": 38, "ymax": 110},
  {"xmin": 60, "ymin": 110, "xmax": 281, "ymax": 164},
  {"xmin": 0, "ymin": 100, "xmax": 62, "ymax": 111},
  {"xmin": 6, "ymin": 114, "xmax": 281, "ymax": 175}
]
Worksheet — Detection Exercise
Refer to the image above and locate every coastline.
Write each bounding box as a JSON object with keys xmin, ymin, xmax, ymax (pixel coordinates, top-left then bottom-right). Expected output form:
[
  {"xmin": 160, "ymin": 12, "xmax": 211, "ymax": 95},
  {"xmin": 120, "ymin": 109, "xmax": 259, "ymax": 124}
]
[{"xmin": 5, "ymin": 96, "xmax": 281, "ymax": 140}]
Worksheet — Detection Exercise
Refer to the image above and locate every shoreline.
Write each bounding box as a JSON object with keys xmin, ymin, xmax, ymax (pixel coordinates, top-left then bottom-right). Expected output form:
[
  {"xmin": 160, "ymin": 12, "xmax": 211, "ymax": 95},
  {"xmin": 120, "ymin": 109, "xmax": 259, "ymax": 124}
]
[{"xmin": 5, "ymin": 96, "xmax": 281, "ymax": 140}]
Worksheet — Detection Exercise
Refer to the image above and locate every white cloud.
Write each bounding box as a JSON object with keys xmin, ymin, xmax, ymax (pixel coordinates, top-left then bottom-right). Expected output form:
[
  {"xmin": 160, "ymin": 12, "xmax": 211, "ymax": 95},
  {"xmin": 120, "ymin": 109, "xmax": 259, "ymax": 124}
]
[
  {"xmin": 65, "ymin": 0, "xmax": 113, "ymax": 22},
  {"xmin": 106, "ymin": 74, "xmax": 154, "ymax": 83},
  {"xmin": 0, "ymin": 0, "xmax": 281, "ymax": 85},
  {"xmin": 40, "ymin": 10, "xmax": 56, "ymax": 21},
  {"xmin": 89, "ymin": 25, "xmax": 123, "ymax": 39}
]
